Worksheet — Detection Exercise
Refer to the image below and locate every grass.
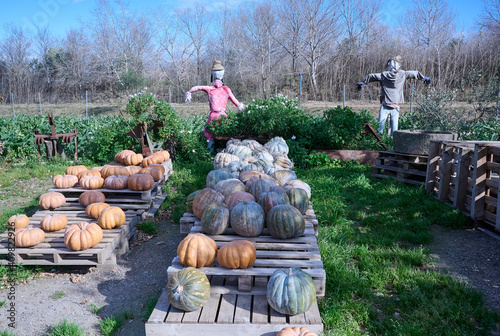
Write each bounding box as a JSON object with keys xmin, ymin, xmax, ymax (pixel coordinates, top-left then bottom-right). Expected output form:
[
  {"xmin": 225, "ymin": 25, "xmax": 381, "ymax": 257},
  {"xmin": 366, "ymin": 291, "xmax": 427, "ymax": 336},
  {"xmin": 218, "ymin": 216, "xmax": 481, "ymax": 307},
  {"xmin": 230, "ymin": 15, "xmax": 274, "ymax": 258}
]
[
  {"xmin": 137, "ymin": 220, "xmax": 158, "ymax": 234},
  {"xmin": 99, "ymin": 314, "xmax": 130, "ymax": 336},
  {"xmin": 47, "ymin": 320, "xmax": 86, "ymax": 336},
  {"xmin": 298, "ymin": 163, "xmax": 500, "ymax": 335},
  {"xmin": 162, "ymin": 160, "xmax": 213, "ymax": 223},
  {"xmin": 89, "ymin": 303, "xmax": 104, "ymax": 314},
  {"xmin": 50, "ymin": 291, "xmax": 66, "ymax": 300},
  {"xmin": 143, "ymin": 297, "xmax": 159, "ymax": 320},
  {"xmin": 0, "ymin": 331, "xmax": 15, "ymax": 336},
  {"xmin": 0, "ymin": 300, "xmax": 5, "ymax": 307},
  {"xmin": 0, "ymin": 265, "xmax": 41, "ymax": 286}
]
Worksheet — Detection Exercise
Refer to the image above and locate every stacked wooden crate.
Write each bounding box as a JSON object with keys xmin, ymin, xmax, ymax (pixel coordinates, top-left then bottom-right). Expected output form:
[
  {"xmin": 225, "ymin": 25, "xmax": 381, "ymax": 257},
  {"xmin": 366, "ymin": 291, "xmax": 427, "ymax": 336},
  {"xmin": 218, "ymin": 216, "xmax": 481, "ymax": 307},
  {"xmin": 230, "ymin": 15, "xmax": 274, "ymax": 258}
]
[{"xmin": 371, "ymin": 150, "xmax": 429, "ymax": 185}]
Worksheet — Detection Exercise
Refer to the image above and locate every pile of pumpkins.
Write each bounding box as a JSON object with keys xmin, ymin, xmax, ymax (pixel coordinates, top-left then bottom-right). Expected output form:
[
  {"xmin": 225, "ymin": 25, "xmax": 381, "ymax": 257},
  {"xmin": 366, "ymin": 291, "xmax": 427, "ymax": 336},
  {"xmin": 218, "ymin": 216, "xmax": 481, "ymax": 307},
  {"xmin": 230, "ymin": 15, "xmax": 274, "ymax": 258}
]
[
  {"xmin": 165, "ymin": 137, "xmax": 318, "ymax": 333},
  {"xmin": 9, "ymin": 149, "xmax": 170, "ymax": 252}
]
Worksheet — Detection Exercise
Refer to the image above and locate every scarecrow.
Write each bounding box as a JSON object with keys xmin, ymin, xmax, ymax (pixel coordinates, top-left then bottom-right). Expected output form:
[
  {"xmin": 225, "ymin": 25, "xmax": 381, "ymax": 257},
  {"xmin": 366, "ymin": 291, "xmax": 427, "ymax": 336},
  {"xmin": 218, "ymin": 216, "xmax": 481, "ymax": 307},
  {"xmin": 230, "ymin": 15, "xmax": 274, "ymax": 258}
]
[
  {"xmin": 185, "ymin": 60, "xmax": 245, "ymax": 150},
  {"xmin": 357, "ymin": 56, "xmax": 431, "ymax": 136}
]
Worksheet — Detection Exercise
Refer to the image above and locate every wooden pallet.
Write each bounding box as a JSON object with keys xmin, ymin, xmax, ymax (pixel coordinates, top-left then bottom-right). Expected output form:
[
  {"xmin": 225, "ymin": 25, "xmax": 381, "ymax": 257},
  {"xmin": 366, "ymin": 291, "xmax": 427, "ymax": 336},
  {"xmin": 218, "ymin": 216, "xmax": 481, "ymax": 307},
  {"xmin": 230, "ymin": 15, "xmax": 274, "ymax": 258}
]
[
  {"xmin": 173, "ymin": 206, "xmax": 325, "ymax": 297},
  {"xmin": 371, "ymin": 150, "xmax": 429, "ymax": 185},
  {"xmin": 146, "ymin": 275, "xmax": 323, "ymax": 336},
  {"xmin": 0, "ymin": 210, "xmax": 140, "ymax": 266}
]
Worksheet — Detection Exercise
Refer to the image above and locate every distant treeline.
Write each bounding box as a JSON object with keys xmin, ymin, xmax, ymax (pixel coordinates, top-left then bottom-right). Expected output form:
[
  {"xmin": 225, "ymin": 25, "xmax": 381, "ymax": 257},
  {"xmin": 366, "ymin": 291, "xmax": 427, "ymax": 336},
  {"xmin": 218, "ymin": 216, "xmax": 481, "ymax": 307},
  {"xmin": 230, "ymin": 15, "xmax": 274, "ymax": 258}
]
[{"xmin": 0, "ymin": 0, "xmax": 499, "ymax": 105}]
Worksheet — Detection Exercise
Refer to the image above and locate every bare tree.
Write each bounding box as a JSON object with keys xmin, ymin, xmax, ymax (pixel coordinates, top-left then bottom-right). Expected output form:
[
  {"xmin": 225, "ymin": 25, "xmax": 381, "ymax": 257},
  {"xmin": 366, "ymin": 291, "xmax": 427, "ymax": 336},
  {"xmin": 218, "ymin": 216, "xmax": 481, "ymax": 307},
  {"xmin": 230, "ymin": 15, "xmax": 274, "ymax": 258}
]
[
  {"xmin": 480, "ymin": 0, "xmax": 500, "ymax": 37},
  {"xmin": 273, "ymin": 0, "xmax": 304, "ymax": 74}
]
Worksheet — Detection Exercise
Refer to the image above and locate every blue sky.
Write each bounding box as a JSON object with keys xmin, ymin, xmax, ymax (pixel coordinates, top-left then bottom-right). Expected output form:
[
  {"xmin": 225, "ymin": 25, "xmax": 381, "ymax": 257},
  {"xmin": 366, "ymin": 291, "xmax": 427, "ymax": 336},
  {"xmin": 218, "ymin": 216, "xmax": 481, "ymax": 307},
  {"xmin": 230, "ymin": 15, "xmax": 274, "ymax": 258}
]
[{"xmin": 0, "ymin": 0, "xmax": 482, "ymax": 39}]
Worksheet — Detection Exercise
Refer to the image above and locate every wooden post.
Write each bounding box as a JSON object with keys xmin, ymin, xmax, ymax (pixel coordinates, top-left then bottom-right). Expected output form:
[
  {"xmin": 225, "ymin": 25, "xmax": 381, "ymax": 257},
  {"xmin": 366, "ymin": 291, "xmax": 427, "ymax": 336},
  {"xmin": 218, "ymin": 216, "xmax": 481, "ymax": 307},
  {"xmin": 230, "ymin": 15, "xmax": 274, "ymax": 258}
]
[
  {"xmin": 438, "ymin": 145, "xmax": 453, "ymax": 202},
  {"xmin": 74, "ymin": 136, "xmax": 78, "ymax": 163},
  {"xmin": 471, "ymin": 144, "xmax": 487, "ymax": 221},
  {"xmin": 453, "ymin": 147, "xmax": 471, "ymax": 212},
  {"xmin": 425, "ymin": 141, "xmax": 442, "ymax": 194}
]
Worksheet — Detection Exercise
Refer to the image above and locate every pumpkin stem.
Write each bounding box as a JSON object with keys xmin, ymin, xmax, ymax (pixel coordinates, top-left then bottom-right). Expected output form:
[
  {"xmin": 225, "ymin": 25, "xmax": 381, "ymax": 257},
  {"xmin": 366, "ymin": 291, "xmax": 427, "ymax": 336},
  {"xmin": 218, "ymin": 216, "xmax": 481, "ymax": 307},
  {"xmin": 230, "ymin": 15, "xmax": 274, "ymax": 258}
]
[
  {"xmin": 287, "ymin": 268, "xmax": 294, "ymax": 276},
  {"xmin": 175, "ymin": 285, "xmax": 184, "ymax": 293}
]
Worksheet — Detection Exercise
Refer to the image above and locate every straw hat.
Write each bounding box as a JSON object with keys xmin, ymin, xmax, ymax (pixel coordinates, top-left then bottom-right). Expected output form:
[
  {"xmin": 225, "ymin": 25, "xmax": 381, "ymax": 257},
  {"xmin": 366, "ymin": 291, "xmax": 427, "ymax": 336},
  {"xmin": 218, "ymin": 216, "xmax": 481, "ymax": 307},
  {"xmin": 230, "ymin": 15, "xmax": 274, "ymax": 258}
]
[{"xmin": 211, "ymin": 60, "xmax": 224, "ymax": 71}]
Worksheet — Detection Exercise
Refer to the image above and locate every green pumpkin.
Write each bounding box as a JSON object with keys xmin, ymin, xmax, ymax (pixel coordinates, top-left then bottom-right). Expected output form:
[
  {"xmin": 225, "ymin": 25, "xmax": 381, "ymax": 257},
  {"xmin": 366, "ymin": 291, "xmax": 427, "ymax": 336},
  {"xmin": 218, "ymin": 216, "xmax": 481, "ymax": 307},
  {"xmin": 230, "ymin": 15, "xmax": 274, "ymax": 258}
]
[
  {"xmin": 186, "ymin": 190, "xmax": 202, "ymax": 213},
  {"xmin": 233, "ymin": 145, "xmax": 253, "ymax": 159},
  {"xmin": 206, "ymin": 169, "xmax": 233, "ymax": 189},
  {"xmin": 269, "ymin": 186, "xmax": 290, "ymax": 203},
  {"xmin": 201, "ymin": 202, "xmax": 229, "ymax": 235},
  {"xmin": 267, "ymin": 267, "xmax": 316, "ymax": 315},
  {"xmin": 257, "ymin": 191, "xmax": 289, "ymax": 215},
  {"xmin": 230, "ymin": 200, "xmax": 265, "ymax": 237},
  {"xmin": 247, "ymin": 176, "xmax": 278, "ymax": 198},
  {"xmin": 286, "ymin": 187, "xmax": 309, "ymax": 214},
  {"xmin": 266, "ymin": 204, "xmax": 305, "ymax": 239},
  {"xmin": 167, "ymin": 267, "xmax": 211, "ymax": 311}
]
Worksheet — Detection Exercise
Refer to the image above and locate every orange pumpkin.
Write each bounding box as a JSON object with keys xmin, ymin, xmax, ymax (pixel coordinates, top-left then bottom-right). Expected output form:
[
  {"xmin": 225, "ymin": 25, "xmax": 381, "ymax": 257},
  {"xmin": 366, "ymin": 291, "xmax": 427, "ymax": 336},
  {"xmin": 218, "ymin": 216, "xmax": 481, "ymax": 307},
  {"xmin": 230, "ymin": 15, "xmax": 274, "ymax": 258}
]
[
  {"xmin": 155, "ymin": 150, "xmax": 170, "ymax": 162},
  {"xmin": 276, "ymin": 327, "xmax": 318, "ymax": 336},
  {"xmin": 238, "ymin": 170, "xmax": 269, "ymax": 184},
  {"xmin": 217, "ymin": 240, "xmax": 256, "ymax": 269},
  {"xmin": 79, "ymin": 176, "xmax": 104, "ymax": 190},
  {"xmin": 7, "ymin": 214, "xmax": 29, "ymax": 229},
  {"xmin": 148, "ymin": 164, "xmax": 166, "ymax": 175},
  {"xmin": 97, "ymin": 206, "xmax": 126, "ymax": 229},
  {"xmin": 138, "ymin": 167, "xmax": 162, "ymax": 182},
  {"xmin": 79, "ymin": 191, "xmax": 105, "ymax": 207},
  {"xmin": 14, "ymin": 227, "xmax": 45, "ymax": 247},
  {"xmin": 123, "ymin": 153, "xmax": 143, "ymax": 166},
  {"xmin": 64, "ymin": 222, "xmax": 103, "ymax": 251},
  {"xmin": 114, "ymin": 150, "xmax": 135, "ymax": 164},
  {"xmin": 40, "ymin": 214, "xmax": 68, "ymax": 231},
  {"xmin": 85, "ymin": 202, "xmax": 110, "ymax": 219},
  {"xmin": 76, "ymin": 168, "xmax": 101, "ymax": 181},
  {"xmin": 39, "ymin": 192, "xmax": 66, "ymax": 209},
  {"xmin": 192, "ymin": 188, "xmax": 225, "ymax": 219},
  {"xmin": 177, "ymin": 233, "xmax": 217, "ymax": 268},
  {"xmin": 126, "ymin": 165, "xmax": 142, "ymax": 175},
  {"xmin": 104, "ymin": 175, "xmax": 129, "ymax": 190},
  {"xmin": 141, "ymin": 155, "xmax": 161, "ymax": 168},
  {"xmin": 127, "ymin": 174, "xmax": 154, "ymax": 191},
  {"xmin": 53, "ymin": 174, "xmax": 79, "ymax": 189},
  {"xmin": 65, "ymin": 165, "xmax": 87, "ymax": 176},
  {"xmin": 100, "ymin": 166, "xmax": 131, "ymax": 179}
]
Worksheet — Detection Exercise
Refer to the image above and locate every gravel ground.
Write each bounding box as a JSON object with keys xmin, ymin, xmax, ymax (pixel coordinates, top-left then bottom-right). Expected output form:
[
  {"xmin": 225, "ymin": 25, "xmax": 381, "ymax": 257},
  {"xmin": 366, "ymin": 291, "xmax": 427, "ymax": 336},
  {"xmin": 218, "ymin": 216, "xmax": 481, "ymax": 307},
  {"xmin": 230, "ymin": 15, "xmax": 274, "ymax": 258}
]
[
  {"xmin": 1, "ymin": 216, "xmax": 500, "ymax": 335},
  {"xmin": 0, "ymin": 212, "xmax": 183, "ymax": 336}
]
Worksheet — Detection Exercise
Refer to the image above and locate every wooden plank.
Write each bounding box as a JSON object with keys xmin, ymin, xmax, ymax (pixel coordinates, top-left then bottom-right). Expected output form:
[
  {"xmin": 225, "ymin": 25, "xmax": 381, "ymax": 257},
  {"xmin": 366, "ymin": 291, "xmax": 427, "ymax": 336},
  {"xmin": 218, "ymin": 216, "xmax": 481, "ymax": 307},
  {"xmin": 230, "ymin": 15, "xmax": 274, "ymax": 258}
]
[
  {"xmin": 217, "ymin": 294, "xmax": 237, "ymax": 323},
  {"xmin": 270, "ymin": 306, "xmax": 287, "ymax": 324},
  {"xmin": 198, "ymin": 277, "xmax": 223, "ymax": 324},
  {"xmin": 233, "ymin": 295, "xmax": 252, "ymax": 324},
  {"xmin": 304, "ymin": 302, "xmax": 322, "ymax": 325},
  {"xmin": 438, "ymin": 145, "xmax": 454, "ymax": 202},
  {"xmin": 453, "ymin": 147, "xmax": 472, "ymax": 211},
  {"xmin": 148, "ymin": 288, "xmax": 171, "ymax": 323},
  {"xmin": 289, "ymin": 312, "xmax": 306, "ymax": 324},
  {"xmin": 471, "ymin": 144, "xmax": 488, "ymax": 220},
  {"xmin": 251, "ymin": 295, "xmax": 268, "ymax": 324},
  {"xmin": 425, "ymin": 141, "xmax": 442, "ymax": 194}
]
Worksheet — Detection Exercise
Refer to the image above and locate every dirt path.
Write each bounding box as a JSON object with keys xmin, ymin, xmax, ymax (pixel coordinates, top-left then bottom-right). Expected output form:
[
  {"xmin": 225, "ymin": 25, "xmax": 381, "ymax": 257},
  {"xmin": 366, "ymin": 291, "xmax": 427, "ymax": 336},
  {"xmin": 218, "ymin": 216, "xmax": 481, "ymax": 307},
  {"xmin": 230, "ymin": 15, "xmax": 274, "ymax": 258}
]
[{"xmin": 0, "ymin": 212, "xmax": 183, "ymax": 336}]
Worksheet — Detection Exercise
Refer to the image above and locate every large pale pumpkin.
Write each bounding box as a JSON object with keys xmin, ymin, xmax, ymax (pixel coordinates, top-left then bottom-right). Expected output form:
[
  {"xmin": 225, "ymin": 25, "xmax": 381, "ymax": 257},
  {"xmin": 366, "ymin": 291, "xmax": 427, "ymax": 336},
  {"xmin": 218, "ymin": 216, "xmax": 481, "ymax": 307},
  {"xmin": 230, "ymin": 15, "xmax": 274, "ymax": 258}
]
[
  {"xmin": 200, "ymin": 202, "xmax": 229, "ymax": 235},
  {"xmin": 100, "ymin": 165, "xmax": 131, "ymax": 179},
  {"xmin": 177, "ymin": 233, "xmax": 217, "ymax": 267},
  {"xmin": 79, "ymin": 191, "xmax": 105, "ymax": 207},
  {"xmin": 217, "ymin": 240, "xmax": 256, "ymax": 269},
  {"xmin": 40, "ymin": 214, "xmax": 68, "ymax": 231},
  {"xmin": 284, "ymin": 180, "xmax": 312, "ymax": 198},
  {"xmin": 39, "ymin": 192, "xmax": 66, "ymax": 210},
  {"xmin": 114, "ymin": 150, "xmax": 135, "ymax": 164},
  {"xmin": 257, "ymin": 191, "xmax": 289, "ymax": 215},
  {"xmin": 214, "ymin": 178, "xmax": 246, "ymax": 198},
  {"xmin": 267, "ymin": 267, "xmax": 316, "ymax": 315},
  {"xmin": 126, "ymin": 165, "xmax": 142, "ymax": 175},
  {"xmin": 272, "ymin": 170, "xmax": 298, "ymax": 187},
  {"xmin": 104, "ymin": 175, "xmax": 129, "ymax": 190},
  {"xmin": 225, "ymin": 161, "xmax": 244, "ymax": 178},
  {"xmin": 276, "ymin": 327, "xmax": 318, "ymax": 336},
  {"xmin": 230, "ymin": 201, "xmax": 264, "ymax": 237},
  {"xmin": 128, "ymin": 173, "xmax": 154, "ymax": 191},
  {"xmin": 8, "ymin": 214, "xmax": 29, "ymax": 229},
  {"xmin": 225, "ymin": 191, "xmax": 255, "ymax": 212},
  {"xmin": 264, "ymin": 137, "xmax": 289, "ymax": 154},
  {"xmin": 14, "ymin": 227, "xmax": 45, "ymax": 247},
  {"xmin": 85, "ymin": 202, "xmax": 110, "ymax": 219},
  {"xmin": 138, "ymin": 167, "xmax": 162, "ymax": 182},
  {"xmin": 155, "ymin": 150, "xmax": 170, "ymax": 163},
  {"xmin": 65, "ymin": 165, "xmax": 87, "ymax": 176},
  {"xmin": 167, "ymin": 267, "xmax": 210, "ymax": 311},
  {"xmin": 213, "ymin": 152, "xmax": 239, "ymax": 170},
  {"xmin": 267, "ymin": 204, "xmax": 305, "ymax": 239},
  {"xmin": 64, "ymin": 222, "xmax": 103, "ymax": 251},
  {"xmin": 53, "ymin": 174, "xmax": 79, "ymax": 189},
  {"xmin": 232, "ymin": 145, "xmax": 253, "ymax": 159},
  {"xmin": 206, "ymin": 169, "xmax": 233, "ymax": 189},
  {"xmin": 98, "ymin": 206, "xmax": 126, "ymax": 229},
  {"xmin": 241, "ymin": 139, "xmax": 262, "ymax": 151},
  {"xmin": 286, "ymin": 187, "xmax": 309, "ymax": 214},
  {"xmin": 123, "ymin": 153, "xmax": 143, "ymax": 166},
  {"xmin": 192, "ymin": 188, "xmax": 225, "ymax": 219},
  {"xmin": 79, "ymin": 176, "xmax": 104, "ymax": 190}
]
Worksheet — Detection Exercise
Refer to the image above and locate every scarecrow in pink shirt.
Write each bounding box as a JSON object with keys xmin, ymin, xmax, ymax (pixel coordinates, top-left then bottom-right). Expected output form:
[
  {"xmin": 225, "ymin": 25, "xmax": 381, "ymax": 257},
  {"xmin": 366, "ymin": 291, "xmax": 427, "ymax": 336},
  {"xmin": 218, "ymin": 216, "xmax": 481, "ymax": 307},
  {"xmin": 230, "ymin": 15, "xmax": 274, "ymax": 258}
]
[{"xmin": 185, "ymin": 60, "xmax": 245, "ymax": 150}]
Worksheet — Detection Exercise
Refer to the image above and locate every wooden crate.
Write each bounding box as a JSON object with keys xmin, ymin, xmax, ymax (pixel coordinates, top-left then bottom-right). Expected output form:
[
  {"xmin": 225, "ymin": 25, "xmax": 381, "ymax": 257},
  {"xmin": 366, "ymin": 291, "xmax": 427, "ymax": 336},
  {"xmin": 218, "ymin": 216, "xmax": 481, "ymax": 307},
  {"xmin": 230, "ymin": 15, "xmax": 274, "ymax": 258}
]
[
  {"xmin": 146, "ymin": 275, "xmax": 323, "ymax": 336},
  {"xmin": 0, "ymin": 210, "xmax": 140, "ymax": 267},
  {"xmin": 172, "ymin": 207, "xmax": 326, "ymax": 297},
  {"xmin": 371, "ymin": 151, "xmax": 429, "ymax": 185}
]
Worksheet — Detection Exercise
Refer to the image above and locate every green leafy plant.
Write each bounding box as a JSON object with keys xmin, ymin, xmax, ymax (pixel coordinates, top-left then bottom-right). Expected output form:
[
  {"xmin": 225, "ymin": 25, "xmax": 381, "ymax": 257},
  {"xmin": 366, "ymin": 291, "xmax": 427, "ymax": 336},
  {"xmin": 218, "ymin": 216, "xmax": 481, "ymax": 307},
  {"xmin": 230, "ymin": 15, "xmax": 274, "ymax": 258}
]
[
  {"xmin": 47, "ymin": 320, "xmax": 86, "ymax": 336},
  {"xmin": 89, "ymin": 303, "xmax": 104, "ymax": 314},
  {"xmin": 138, "ymin": 221, "xmax": 158, "ymax": 235},
  {"xmin": 50, "ymin": 291, "xmax": 66, "ymax": 300},
  {"xmin": 99, "ymin": 315, "xmax": 123, "ymax": 336}
]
